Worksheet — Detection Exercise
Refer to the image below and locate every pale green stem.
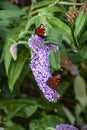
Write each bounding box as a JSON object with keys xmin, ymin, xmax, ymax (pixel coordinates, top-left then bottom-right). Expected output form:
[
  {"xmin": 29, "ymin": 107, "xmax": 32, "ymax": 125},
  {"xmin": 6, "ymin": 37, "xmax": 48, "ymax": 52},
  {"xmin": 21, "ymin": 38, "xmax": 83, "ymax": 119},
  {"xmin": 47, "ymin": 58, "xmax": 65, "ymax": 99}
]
[
  {"xmin": 28, "ymin": 3, "xmax": 34, "ymax": 19},
  {"xmin": 31, "ymin": 1, "xmax": 83, "ymax": 15},
  {"xmin": 45, "ymin": 127, "xmax": 55, "ymax": 130},
  {"xmin": 8, "ymin": 38, "xmax": 17, "ymax": 44},
  {"xmin": 49, "ymin": 1, "xmax": 83, "ymax": 7}
]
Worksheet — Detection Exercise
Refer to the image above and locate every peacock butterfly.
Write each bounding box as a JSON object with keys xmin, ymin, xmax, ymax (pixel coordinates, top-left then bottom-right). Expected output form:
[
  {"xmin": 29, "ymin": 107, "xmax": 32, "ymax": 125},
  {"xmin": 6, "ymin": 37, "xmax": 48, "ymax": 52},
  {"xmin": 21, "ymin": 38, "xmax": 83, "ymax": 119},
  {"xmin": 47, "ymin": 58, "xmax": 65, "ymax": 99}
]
[
  {"xmin": 46, "ymin": 74, "xmax": 61, "ymax": 91},
  {"xmin": 35, "ymin": 24, "xmax": 46, "ymax": 38}
]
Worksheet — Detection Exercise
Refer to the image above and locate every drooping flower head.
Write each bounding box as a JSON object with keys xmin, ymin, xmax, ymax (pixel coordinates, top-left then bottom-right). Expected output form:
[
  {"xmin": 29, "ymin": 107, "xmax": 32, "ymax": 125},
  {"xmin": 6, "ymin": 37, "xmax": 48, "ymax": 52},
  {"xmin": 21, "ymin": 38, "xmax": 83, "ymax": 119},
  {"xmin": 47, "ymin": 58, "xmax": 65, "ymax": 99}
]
[
  {"xmin": 10, "ymin": 43, "xmax": 17, "ymax": 61},
  {"xmin": 56, "ymin": 124, "xmax": 79, "ymax": 130},
  {"xmin": 28, "ymin": 25, "xmax": 60, "ymax": 102}
]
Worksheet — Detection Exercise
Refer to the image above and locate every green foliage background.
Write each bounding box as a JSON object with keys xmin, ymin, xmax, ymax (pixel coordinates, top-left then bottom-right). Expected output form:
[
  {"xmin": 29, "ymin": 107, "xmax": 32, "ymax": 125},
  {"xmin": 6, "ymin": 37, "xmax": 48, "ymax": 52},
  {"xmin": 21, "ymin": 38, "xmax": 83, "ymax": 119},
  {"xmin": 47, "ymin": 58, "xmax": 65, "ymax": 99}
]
[{"xmin": 0, "ymin": 0, "xmax": 87, "ymax": 129}]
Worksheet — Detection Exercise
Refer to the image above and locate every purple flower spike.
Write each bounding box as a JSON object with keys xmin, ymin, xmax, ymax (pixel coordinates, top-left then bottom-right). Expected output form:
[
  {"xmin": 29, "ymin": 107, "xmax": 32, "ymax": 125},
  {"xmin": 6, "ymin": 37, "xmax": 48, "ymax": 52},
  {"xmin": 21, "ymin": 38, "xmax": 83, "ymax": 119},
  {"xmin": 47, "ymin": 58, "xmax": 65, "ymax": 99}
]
[
  {"xmin": 56, "ymin": 124, "xmax": 79, "ymax": 130},
  {"xmin": 28, "ymin": 35, "xmax": 60, "ymax": 102}
]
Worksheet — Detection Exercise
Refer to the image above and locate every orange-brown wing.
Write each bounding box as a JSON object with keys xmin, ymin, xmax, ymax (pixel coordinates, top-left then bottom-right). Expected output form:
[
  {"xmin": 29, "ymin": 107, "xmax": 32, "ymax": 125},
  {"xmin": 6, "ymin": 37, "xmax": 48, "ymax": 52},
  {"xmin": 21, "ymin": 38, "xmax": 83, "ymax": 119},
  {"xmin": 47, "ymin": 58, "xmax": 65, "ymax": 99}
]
[
  {"xmin": 46, "ymin": 77, "xmax": 57, "ymax": 90},
  {"xmin": 46, "ymin": 75, "xmax": 61, "ymax": 91},
  {"xmin": 35, "ymin": 24, "xmax": 45, "ymax": 37}
]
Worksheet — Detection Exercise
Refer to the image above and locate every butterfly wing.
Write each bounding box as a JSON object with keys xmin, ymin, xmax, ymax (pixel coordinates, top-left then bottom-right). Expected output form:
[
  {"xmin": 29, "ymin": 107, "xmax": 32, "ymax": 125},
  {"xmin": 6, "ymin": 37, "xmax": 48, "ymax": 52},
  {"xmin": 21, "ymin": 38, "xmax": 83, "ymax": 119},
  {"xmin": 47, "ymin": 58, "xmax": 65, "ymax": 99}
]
[
  {"xmin": 46, "ymin": 77, "xmax": 57, "ymax": 90},
  {"xmin": 35, "ymin": 24, "xmax": 46, "ymax": 38},
  {"xmin": 46, "ymin": 74, "xmax": 61, "ymax": 91}
]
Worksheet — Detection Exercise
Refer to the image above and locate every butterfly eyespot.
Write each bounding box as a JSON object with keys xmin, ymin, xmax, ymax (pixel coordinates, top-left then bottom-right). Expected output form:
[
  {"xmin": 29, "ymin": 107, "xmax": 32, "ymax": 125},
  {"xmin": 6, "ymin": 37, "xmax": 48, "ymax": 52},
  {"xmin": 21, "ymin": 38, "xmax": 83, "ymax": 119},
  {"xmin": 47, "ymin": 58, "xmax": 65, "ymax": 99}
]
[{"xmin": 35, "ymin": 24, "xmax": 46, "ymax": 38}]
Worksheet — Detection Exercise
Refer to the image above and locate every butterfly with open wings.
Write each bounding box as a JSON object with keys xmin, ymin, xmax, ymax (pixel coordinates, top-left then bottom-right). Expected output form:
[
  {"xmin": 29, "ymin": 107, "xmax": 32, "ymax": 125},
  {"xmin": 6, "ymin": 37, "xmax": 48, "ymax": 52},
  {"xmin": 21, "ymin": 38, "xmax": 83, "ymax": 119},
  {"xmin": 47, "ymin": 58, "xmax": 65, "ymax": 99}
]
[
  {"xmin": 46, "ymin": 74, "xmax": 61, "ymax": 91},
  {"xmin": 35, "ymin": 24, "xmax": 46, "ymax": 38}
]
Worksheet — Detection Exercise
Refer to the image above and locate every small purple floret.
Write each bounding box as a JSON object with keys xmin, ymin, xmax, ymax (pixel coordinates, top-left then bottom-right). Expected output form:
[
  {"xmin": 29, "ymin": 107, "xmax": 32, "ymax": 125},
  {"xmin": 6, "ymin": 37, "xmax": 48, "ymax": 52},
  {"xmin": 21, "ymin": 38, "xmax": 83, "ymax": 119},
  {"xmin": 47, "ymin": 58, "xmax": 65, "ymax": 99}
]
[
  {"xmin": 28, "ymin": 35, "xmax": 60, "ymax": 102},
  {"xmin": 56, "ymin": 124, "xmax": 79, "ymax": 130}
]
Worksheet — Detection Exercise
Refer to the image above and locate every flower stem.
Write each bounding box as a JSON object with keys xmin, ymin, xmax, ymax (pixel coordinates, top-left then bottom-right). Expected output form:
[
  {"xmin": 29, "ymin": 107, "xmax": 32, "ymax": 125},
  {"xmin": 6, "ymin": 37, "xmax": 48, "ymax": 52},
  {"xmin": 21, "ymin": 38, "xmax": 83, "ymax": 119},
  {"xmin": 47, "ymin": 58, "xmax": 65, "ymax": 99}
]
[
  {"xmin": 31, "ymin": 1, "xmax": 83, "ymax": 16},
  {"xmin": 45, "ymin": 127, "xmax": 55, "ymax": 130},
  {"xmin": 49, "ymin": 0, "xmax": 83, "ymax": 7}
]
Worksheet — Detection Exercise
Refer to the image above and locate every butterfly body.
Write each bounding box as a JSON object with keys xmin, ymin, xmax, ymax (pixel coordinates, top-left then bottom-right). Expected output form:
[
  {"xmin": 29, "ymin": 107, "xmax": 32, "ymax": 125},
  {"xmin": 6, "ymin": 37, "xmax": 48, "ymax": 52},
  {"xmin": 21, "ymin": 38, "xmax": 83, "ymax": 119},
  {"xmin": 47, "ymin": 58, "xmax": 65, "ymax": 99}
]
[
  {"xmin": 35, "ymin": 24, "xmax": 46, "ymax": 38},
  {"xmin": 46, "ymin": 74, "xmax": 61, "ymax": 91}
]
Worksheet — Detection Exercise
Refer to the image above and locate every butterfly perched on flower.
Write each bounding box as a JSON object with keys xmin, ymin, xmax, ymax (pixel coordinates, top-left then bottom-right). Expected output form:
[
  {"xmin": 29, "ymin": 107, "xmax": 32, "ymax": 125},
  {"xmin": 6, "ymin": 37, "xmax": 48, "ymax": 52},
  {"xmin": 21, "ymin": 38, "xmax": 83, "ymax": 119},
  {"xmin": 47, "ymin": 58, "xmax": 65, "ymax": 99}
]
[
  {"xmin": 35, "ymin": 24, "xmax": 46, "ymax": 38},
  {"xmin": 46, "ymin": 74, "xmax": 61, "ymax": 91}
]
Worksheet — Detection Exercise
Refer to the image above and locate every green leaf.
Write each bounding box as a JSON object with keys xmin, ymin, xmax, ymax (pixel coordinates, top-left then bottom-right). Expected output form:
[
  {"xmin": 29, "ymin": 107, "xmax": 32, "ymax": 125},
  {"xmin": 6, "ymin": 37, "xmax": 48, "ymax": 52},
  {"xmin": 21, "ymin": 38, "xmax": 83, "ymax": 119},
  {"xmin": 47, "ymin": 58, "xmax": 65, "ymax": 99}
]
[
  {"xmin": 2, "ymin": 1, "xmax": 19, "ymax": 10},
  {"xmin": 17, "ymin": 103, "xmax": 38, "ymax": 118},
  {"xmin": 45, "ymin": 27, "xmax": 67, "ymax": 54},
  {"xmin": 79, "ymin": 30, "xmax": 87, "ymax": 43},
  {"xmin": 47, "ymin": 17, "xmax": 74, "ymax": 44},
  {"xmin": 8, "ymin": 49, "xmax": 28, "ymax": 91},
  {"xmin": 0, "ymin": 10, "xmax": 21, "ymax": 20},
  {"xmin": 75, "ymin": 103, "xmax": 82, "ymax": 118},
  {"xmin": 0, "ymin": 19, "xmax": 10, "ymax": 27},
  {"xmin": 62, "ymin": 106, "xmax": 75, "ymax": 125},
  {"xmin": 15, "ymin": 61, "xmax": 30, "ymax": 89},
  {"xmin": 74, "ymin": 75, "xmax": 87, "ymax": 108},
  {"xmin": 0, "ymin": 99, "xmax": 38, "ymax": 109},
  {"xmin": 79, "ymin": 44, "xmax": 87, "ymax": 60},
  {"xmin": 6, "ymin": 99, "xmax": 38, "ymax": 119},
  {"xmin": 38, "ymin": 6, "xmax": 63, "ymax": 16},
  {"xmin": 74, "ymin": 104, "xmax": 84, "ymax": 127},
  {"xmin": 68, "ymin": 52, "xmax": 83, "ymax": 63},
  {"xmin": 2, "ymin": 98, "xmax": 38, "ymax": 120},
  {"xmin": 25, "ymin": 15, "xmax": 39, "ymax": 32},
  {"xmin": 0, "ymin": 27, "xmax": 9, "ymax": 39},
  {"xmin": 3, "ymin": 24, "xmax": 26, "ymax": 76},
  {"xmin": 74, "ymin": 11, "xmax": 87, "ymax": 37},
  {"xmin": 29, "ymin": 115, "xmax": 65, "ymax": 130},
  {"xmin": 6, "ymin": 104, "xmax": 26, "ymax": 119},
  {"xmin": 6, "ymin": 125, "xmax": 25, "ymax": 130},
  {"xmin": 59, "ymin": 81, "xmax": 70, "ymax": 96},
  {"xmin": 44, "ymin": 6, "xmax": 63, "ymax": 14},
  {"xmin": 50, "ymin": 50, "xmax": 61, "ymax": 70},
  {"xmin": 32, "ymin": 1, "xmax": 52, "ymax": 10},
  {"xmin": 3, "ymin": 39, "xmax": 12, "ymax": 76}
]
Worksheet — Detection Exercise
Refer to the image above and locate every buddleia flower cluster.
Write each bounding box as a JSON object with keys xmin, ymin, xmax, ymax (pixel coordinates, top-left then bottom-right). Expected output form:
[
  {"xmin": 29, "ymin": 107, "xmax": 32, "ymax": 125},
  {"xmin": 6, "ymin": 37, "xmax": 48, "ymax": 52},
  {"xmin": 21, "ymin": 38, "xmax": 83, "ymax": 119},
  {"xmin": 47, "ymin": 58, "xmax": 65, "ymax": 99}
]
[
  {"xmin": 56, "ymin": 124, "xmax": 79, "ymax": 130},
  {"xmin": 28, "ymin": 34, "xmax": 60, "ymax": 102}
]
